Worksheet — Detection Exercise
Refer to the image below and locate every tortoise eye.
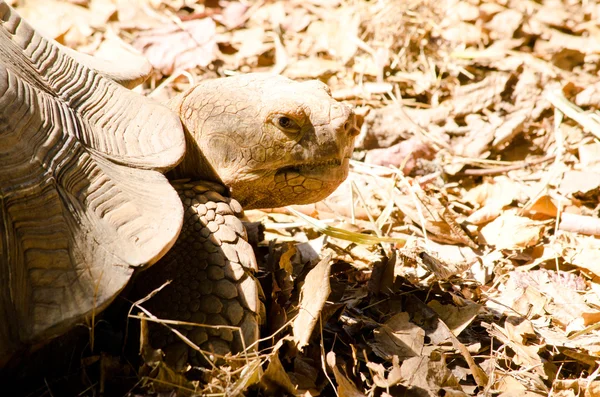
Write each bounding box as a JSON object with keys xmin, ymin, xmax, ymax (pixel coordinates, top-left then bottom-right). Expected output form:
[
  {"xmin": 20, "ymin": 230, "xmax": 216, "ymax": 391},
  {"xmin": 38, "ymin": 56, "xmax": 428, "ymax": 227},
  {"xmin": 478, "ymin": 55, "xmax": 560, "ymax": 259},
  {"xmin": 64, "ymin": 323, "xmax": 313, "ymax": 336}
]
[
  {"xmin": 278, "ymin": 117, "xmax": 293, "ymax": 128},
  {"xmin": 273, "ymin": 115, "xmax": 301, "ymax": 133}
]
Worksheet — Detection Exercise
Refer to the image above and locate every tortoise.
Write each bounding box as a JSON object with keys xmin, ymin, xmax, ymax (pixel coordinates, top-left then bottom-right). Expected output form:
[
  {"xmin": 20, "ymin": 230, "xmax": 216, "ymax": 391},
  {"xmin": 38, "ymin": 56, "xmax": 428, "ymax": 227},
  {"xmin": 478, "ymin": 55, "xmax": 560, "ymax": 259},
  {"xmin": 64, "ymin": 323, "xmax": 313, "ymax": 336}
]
[{"xmin": 0, "ymin": 1, "xmax": 357, "ymax": 369}]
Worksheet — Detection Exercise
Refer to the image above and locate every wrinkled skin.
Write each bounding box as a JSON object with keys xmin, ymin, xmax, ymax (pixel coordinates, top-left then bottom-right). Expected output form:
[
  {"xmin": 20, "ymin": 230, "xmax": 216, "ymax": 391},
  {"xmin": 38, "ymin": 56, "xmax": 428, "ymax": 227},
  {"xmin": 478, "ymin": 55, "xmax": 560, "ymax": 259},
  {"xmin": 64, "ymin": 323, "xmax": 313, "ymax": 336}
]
[{"xmin": 168, "ymin": 73, "xmax": 358, "ymax": 209}]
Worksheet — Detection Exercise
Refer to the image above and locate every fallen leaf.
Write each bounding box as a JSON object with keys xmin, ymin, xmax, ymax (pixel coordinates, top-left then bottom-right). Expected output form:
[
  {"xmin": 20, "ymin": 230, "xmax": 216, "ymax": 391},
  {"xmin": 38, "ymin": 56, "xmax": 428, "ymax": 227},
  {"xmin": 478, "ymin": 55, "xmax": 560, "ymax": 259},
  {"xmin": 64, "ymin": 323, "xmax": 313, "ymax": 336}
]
[
  {"xmin": 279, "ymin": 244, "xmax": 297, "ymax": 274},
  {"xmin": 358, "ymin": 104, "xmax": 451, "ymax": 150},
  {"xmin": 399, "ymin": 239, "xmax": 477, "ymax": 280},
  {"xmin": 134, "ymin": 18, "xmax": 218, "ymax": 75},
  {"xmin": 364, "ymin": 137, "xmax": 436, "ymax": 174},
  {"xmin": 261, "ymin": 349, "xmax": 297, "ymax": 395},
  {"xmin": 399, "ymin": 356, "xmax": 462, "ymax": 396},
  {"xmin": 306, "ymin": 8, "xmax": 359, "ymax": 64},
  {"xmin": 480, "ymin": 212, "xmax": 544, "ymax": 249},
  {"xmin": 451, "ymin": 73, "xmax": 511, "ymax": 117},
  {"xmin": 17, "ymin": 0, "xmax": 94, "ymax": 46},
  {"xmin": 370, "ymin": 312, "xmax": 424, "ymax": 360},
  {"xmin": 212, "ymin": 1, "xmax": 249, "ymax": 30},
  {"xmin": 578, "ymin": 143, "xmax": 600, "ymax": 167},
  {"xmin": 559, "ymin": 171, "xmax": 600, "ymax": 196},
  {"xmin": 488, "ymin": 322, "xmax": 543, "ymax": 368},
  {"xmin": 394, "ymin": 183, "xmax": 477, "ymax": 248},
  {"xmin": 486, "ymin": 9, "xmax": 523, "ymax": 40},
  {"xmin": 526, "ymin": 195, "xmax": 558, "ymax": 218},
  {"xmin": 367, "ymin": 356, "xmax": 402, "ymax": 389},
  {"xmin": 291, "ymin": 254, "xmax": 332, "ymax": 349},
  {"xmin": 326, "ymin": 352, "xmax": 366, "ymax": 397},
  {"xmin": 284, "ymin": 57, "xmax": 341, "ymax": 80},
  {"xmin": 428, "ymin": 300, "xmax": 482, "ymax": 337}
]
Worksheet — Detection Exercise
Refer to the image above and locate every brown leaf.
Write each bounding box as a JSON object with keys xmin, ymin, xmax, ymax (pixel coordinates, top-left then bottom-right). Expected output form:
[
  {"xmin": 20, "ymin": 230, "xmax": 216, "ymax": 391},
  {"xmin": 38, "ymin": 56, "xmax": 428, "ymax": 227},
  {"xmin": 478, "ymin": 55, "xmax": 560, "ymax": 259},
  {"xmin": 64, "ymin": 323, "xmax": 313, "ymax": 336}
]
[
  {"xmin": 451, "ymin": 73, "xmax": 511, "ymax": 117},
  {"xmin": 488, "ymin": 322, "xmax": 543, "ymax": 368},
  {"xmin": 491, "ymin": 107, "xmax": 530, "ymax": 149},
  {"xmin": 428, "ymin": 300, "xmax": 481, "ymax": 337},
  {"xmin": 559, "ymin": 171, "xmax": 600, "ymax": 197},
  {"xmin": 284, "ymin": 57, "xmax": 342, "ymax": 80},
  {"xmin": 291, "ymin": 254, "xmax": 332, "ymax": 350},
  {"xmin": 394, "ymin": 183, "xmax": 477, "ymax": 248},
  {"xmin": 305, "ymin": 8, "xmax": 359, "ymax": 64},
  {"xmin": 212, "ymin": 1, "xmax": 249, "ymax": 30},
  {"xmin": 479, "ymin": 213, "xmax": 544, "ymax": 250},
  {"xmin": 326, "ymin": 352, "xmax": 366, "ymax": 397},
  {"xmin": 370, "ymin": 312, "xmax": 424, "ymax": 360},
  {"xmin": 134, "ymin": 18, "xmax": 218, "ymax": 75},
  {"xmin": 17, "ymin": 0, "xmax": 94, "ymax": 46},
  {"xmin": 576, "ymin": 82, "xmax": 600, "ymax": 108},
  {"xmin": 578, "ymin": 143, "xmax": 600, "ymax": 167},
  {"xmin": 399, "ymin": 356, "xmax": 463, "ymax": 396},
  {"xmin": 261, "ymin": 350, "xmax": 297, "ymax": 395},
  {"xmin": 364, "ymin": 137, "xmax": 436, "ymax": 174},
  {"xmin": 526, "ymin": 195, "xmax": 558, "ymax": 218},
  {"xmin": 367, "ymin": 356, "xmax": 402, "ymax": 389},
  {"xmin": 464, "ymin": 177, "xmax": 522, "ymax": 209},
  {"xmin": 399, "ymin": 239, "xmax": 477, "ymax": 280},
  {"xmin": 358, "ymin": 104, "xmax": 451, "ymax": 150},
  {"xmin": 486, "ymin": 9, "xmax": 523, "ymax": 40},
  {"xmin": 465, "ymin": 177, "xmax": 524, "ymax": 224},
  {"xmin": 279, "ymin": 243, "xmax": 297, "ymax": 274}
]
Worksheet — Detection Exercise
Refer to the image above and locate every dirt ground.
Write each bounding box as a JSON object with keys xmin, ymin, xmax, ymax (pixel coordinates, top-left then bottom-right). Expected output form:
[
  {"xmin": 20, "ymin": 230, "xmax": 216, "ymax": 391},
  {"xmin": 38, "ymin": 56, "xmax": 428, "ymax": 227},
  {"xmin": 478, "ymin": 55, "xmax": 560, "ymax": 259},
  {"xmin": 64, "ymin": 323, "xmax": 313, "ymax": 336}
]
[{"xmin": 7, "ymin": 0, "xmax": 600, "ymax": 396}]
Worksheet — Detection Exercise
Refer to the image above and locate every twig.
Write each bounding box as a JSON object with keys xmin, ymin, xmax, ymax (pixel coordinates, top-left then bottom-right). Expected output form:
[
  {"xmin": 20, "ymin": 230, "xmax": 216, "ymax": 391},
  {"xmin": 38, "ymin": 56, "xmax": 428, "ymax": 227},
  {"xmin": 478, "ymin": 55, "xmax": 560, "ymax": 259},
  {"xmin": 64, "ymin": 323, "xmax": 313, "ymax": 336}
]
[{"xmin": 461, "ymin": 154, "xmax": 556, "ymax": 176}]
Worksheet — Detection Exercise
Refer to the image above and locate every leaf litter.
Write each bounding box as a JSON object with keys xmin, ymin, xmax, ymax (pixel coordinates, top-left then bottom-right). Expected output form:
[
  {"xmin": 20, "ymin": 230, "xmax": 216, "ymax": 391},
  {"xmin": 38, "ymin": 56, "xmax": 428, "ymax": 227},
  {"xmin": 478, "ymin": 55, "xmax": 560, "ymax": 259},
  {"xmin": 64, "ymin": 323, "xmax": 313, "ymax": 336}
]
[{"xmin": 11, "ymin": 0, "xmax": 600, "ymax": 396}]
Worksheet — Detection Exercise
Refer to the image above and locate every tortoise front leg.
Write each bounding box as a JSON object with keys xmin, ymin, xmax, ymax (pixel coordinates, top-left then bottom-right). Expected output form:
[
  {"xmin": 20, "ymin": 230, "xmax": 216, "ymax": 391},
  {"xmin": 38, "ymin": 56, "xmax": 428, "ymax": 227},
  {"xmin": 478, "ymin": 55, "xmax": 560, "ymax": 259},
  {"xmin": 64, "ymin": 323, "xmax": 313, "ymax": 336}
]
[{"xmin": 137, "ymin": 180, "xmax": 261, "ymax": 369}]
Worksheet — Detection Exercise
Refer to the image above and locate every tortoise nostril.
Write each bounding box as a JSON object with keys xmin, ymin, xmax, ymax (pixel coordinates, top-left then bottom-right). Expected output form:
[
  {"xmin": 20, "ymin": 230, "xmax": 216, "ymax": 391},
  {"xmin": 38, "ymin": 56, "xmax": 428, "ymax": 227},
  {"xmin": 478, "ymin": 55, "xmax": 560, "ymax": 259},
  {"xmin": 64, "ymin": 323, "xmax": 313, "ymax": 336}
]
[{"xmin": 344, "ymin": 114, "xmax": 359, "ymax": 137}]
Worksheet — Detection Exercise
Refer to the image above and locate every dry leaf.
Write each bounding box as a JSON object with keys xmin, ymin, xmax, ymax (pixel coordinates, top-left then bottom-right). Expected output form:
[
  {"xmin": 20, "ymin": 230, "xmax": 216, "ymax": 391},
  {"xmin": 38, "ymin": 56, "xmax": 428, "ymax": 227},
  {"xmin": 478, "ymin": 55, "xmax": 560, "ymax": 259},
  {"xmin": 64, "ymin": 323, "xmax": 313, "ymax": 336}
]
[
  {"xmin": 428, "ymin": 300, "xmax": 482, "ymax": 337},
  {"xmin": 496, "ymin": 376, "xmax": 528, "ymax": 394},
  {"xmin": 326, "ymin": 352, "xmax": 366, "ymax": 397},
  {"xmin": 486, "ymin": 9, "xmax": 523, "ymax": 40},
  {"xmin": 370, "ymin": 312, "xmax": 425, "ymax": 360},
  {"xmin": 451, "ymin": 73, "xmax": 510, "ymax": 116},
  {"xmin": 465, "ymin": 177, "xmax": 524, "ymax": 224},
  {"xmin": 399, "ymin": 356, "xmax": 462, "ymax": 396},
  {"xmin": 578, "ymin": 143, "xmax": 600, "ymax": 167},
  {"xmin": 488, "ymin": 323, "xmax": 543, "ymax": 368},
  {"xmin": 134, "ymin": 18, "xmax": 218, "ymax": 75},
  {"xmin": 367, "ymin": 356, "xmax": 402, "ymax": 389},
  {"xmin": 291, "ymin": 255, "xmax": 332, "ymax": 349},
  {"xmin": 260, "ymin": 350, "xmax": 298, "ymax": 395},
  {"xmin": 464, "ymin": 177, "xmax": 521, "ymax": 209},
  {"xmin": 400, "ymin": 239, "xmax": 477, "ymax": 280},
  {"xmin": 212, "ymin": 1, "xmax": 249, "ymax": 30},
  {"xmin": 306, "ymin": 9, "xmax": 359, "ymax": 64},
  {"xmin": 364, "ymin": 137, "xmax": 436, "ymax": 174},
  {"xmin": 480, "ymin": 213, "xmax": 543, "ymax": 249},
  {"xmin": 284, "ymin": 57, "xmax": 341, "ymax": 80},
  {"xmin": 17, "ymin": 0, "xmax": 94, "ymax": 46},
  {"xmin": 279, "ymin": 244, "xmax": 297, "ymax": 274},
  {"xmin": 561, "ymin": 235, "xmax": 600, "ymax": 276},
  {"xmin": 394, "ymin": 183, "xmax": 477, "ymax": 248},
  {"xmin": 527, "ymin": 195, "xmax": 558, "ymax": 218},
  {"xmin": 358, "ymin": 104, "xmax": 451, "ymax": 150},
  {"xmin": 559, "ymin": 171, "xmax": 600, "ymax": 196}
]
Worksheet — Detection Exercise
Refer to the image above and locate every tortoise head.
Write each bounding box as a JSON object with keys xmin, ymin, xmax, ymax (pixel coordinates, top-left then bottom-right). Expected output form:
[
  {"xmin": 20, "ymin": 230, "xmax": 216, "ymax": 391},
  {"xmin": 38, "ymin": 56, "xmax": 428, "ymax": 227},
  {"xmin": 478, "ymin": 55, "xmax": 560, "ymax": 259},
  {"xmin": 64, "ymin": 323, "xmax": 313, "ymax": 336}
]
[{"xmin": 168, "ymin": 74, "xmax": 358, "ymax": 209}]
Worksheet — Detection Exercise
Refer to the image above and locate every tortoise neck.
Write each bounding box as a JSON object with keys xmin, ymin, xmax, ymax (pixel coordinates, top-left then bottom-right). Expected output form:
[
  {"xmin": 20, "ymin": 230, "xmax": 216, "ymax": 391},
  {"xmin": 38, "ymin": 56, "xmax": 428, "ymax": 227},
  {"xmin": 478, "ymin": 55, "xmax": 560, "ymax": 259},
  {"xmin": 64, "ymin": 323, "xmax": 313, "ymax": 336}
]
[{"xmin": 166, "ymin": 132, "xmax": 221, "ymax": 183}]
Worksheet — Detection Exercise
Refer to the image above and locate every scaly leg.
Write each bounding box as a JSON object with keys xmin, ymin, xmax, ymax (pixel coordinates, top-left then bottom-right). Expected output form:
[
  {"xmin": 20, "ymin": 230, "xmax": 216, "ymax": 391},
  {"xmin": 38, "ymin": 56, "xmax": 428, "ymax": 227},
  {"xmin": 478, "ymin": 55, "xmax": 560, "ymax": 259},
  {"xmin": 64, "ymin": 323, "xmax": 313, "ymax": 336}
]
[{"xmin": 136, "ymin": 180, "xmax": 260, "ymax": 369}]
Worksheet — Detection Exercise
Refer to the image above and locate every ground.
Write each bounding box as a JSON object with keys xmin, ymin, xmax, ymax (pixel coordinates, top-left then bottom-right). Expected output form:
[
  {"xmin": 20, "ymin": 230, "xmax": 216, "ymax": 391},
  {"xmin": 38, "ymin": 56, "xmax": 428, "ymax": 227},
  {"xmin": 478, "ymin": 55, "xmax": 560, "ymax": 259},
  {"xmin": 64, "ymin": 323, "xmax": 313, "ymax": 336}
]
[{"xmin": 7, "ymin": 0, "xmax": 600, "ymax": 396}]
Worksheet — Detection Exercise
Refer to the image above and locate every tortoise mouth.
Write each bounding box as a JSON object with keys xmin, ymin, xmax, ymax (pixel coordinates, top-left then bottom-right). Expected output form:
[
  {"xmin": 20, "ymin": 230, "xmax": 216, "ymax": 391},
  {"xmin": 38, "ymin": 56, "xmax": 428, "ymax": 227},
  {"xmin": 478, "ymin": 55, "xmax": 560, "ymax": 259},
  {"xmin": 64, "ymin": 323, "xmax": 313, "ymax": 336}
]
[{"xmin": 276, "ymin": 158, "xmax": 344, "ymax": 176}]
